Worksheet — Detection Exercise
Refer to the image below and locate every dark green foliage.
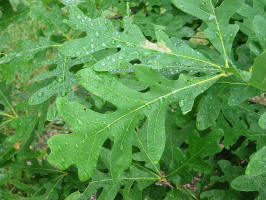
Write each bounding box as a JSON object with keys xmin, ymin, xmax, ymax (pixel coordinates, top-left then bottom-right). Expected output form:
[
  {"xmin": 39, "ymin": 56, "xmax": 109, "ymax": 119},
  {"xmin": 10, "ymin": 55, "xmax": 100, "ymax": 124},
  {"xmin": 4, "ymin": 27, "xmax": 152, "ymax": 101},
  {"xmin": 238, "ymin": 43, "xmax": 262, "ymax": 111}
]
[{"xmin": 0, "ymin": 0, "xmax": 265, "ymax": 199}]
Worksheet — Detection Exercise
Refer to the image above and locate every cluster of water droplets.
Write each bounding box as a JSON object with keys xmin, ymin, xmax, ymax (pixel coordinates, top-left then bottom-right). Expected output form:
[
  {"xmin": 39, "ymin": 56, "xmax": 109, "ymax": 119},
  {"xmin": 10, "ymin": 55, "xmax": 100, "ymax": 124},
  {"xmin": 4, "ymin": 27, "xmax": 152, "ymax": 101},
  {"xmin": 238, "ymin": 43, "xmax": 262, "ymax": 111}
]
[
  {"xmin": 208, "ymin": 14, "xmax": 215, "ymax": 21},
  {"xmin": 109, "ymin": 68, "xmax": 133, "ymax": 74},
  {"xmin": 156, "ymin": 67, "xmax": 180, "ymax": 76},
  {"xmin": 62, "ymin": 0, "xmax": 84, "ymax": 5}
]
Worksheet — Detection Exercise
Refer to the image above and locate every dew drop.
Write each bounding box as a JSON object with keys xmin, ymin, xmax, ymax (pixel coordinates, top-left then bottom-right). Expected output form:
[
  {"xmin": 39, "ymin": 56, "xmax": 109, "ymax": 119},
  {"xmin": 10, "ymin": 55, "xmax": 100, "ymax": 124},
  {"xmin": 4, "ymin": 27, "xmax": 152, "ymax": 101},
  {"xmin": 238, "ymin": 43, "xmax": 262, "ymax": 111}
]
[
  {"xmin": 37, "ymin": 92, "xmax": 44, "ymax": 97},
  {"xmin": 58, "ymin": 77, "xmax": 64, "ymax": 83},
  {"xmin": 208, "ymin": 14, "xmax": 215, "ymax": 20},
  {"xmin": 180, "ymin": 99, "xmax": 185, "ymax": 107},
  {"xmin": 29, "ymin": 98, "xmax": 34, "ymax": 104},
  {"xmin": 145, "ymin": 103, "xmax": 152, "ymax": 110}
]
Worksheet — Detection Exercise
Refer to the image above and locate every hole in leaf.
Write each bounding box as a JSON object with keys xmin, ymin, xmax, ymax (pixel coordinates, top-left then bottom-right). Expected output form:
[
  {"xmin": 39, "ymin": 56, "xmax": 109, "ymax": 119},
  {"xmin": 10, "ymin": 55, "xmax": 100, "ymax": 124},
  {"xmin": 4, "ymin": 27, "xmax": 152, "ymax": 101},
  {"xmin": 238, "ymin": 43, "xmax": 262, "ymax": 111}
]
[
  {"xmin": 139, "ymin": 87, "xmax": 150, "ymax": 93},
  {"xmin": 103, "ymin": 138, "xmax": 113, "ymax": 150},
  {"xmin": 129, "ymin": 59, "xmax": 141, "ymax": 65},
  {"xmin": 70, "ymin": 64, "xmax": 84, "ymax": 73},
  {"xmin": 180, "ymin": 142, "xmax": 188, "ymax": 149}
]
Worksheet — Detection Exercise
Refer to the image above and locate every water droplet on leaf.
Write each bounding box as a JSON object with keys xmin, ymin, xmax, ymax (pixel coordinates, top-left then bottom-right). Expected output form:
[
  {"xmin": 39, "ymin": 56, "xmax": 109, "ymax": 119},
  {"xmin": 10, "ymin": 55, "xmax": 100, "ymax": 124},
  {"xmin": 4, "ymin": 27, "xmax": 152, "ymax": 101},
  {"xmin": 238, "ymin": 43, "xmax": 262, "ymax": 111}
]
[{"xmin": 37, "ymin": 92, "xmax": 44, "ymax": 97}]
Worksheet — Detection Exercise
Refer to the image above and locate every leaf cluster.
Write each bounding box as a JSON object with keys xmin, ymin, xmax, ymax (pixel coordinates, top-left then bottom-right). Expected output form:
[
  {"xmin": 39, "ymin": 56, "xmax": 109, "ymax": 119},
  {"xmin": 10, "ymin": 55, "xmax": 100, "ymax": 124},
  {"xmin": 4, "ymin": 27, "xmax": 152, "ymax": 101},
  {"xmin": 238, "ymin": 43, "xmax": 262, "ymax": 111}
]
[{"xmin": 0, "ymin": 0, "xmax": 266, "ymax": 199}]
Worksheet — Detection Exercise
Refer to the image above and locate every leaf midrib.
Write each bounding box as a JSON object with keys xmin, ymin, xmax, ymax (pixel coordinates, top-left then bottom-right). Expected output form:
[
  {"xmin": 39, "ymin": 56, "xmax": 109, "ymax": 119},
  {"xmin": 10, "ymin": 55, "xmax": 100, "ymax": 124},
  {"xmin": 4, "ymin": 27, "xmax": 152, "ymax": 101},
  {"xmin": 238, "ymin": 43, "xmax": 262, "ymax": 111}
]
[
  {"xmin": 209, "ymin": 0, "xmax": 229, "ymax": 68},
  {"xmin": 79, "ymin": 73, "xmax": 226, "ymax": 144},
  {"xmin": 89, "ymin": 26, "xmax": 223, "ymax": 71}
]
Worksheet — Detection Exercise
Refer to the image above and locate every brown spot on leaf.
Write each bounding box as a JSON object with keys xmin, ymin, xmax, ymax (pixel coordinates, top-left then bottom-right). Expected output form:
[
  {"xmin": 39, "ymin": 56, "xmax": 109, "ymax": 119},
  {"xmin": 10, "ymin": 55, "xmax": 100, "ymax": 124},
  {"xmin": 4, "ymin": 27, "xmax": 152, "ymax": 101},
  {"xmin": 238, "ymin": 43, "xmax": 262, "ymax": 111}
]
[
  {"xmin": 141, "ymin": 40, "xmax": 171, "ymax": 53},
  {"xmin": 189, "ymin": 29, "xmax": 209, "ymax": 45},
  {"xmin": 249, "ymin": 93, "xmax": 266, "ymax": 106},
  {"xmin": 13, "ymin": 140, "xmax": 22, "ymax": 150}
]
